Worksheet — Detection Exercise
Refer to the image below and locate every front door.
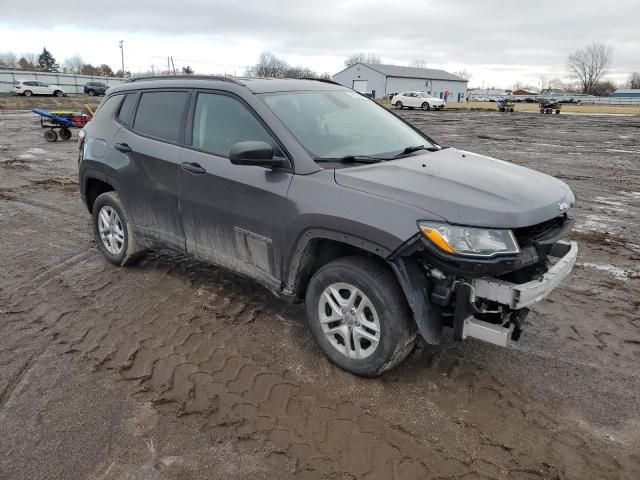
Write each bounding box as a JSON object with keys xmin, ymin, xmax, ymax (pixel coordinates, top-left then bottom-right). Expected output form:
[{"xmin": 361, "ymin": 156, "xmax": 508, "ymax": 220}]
[{"xmin": 178, "ymin": 92, "xmax": 292, "ymax": 289}]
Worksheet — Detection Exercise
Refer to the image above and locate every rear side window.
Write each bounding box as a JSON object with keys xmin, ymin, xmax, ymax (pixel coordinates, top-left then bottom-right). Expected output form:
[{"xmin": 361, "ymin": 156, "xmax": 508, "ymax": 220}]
[
  {"xmin": 118, "ymin": 93, "xmax": 137, "ymax": 126},
  {"xmin": 133, "ymin": 91, "xmax": 188, "ymax": 142},
  {"xmin": 94, "ymin": 95, "xmax": 123, "ymax": 121},
  {"xmin": 192, "ymin": 93, "xmax": 272, "ymax": 157}
]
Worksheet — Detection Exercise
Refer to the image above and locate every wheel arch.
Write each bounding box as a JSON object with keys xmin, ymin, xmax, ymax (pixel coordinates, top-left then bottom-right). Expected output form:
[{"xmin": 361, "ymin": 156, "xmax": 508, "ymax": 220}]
[
  {"xmin": 284, "ymin": 229, "xmax": 392, "ymax": 301},
  {"xmin": 83, "ymin": 171, "xmax": 116, "ymax": 213}
]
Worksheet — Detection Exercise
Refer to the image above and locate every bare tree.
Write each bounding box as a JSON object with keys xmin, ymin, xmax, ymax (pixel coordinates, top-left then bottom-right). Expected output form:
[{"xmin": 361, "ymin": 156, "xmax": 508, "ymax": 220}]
[
  {"xmin": 566, "ymin": 42, "xmax": 613, "ymax": 94},
  {"xmin": 344, "ymin": 52, "xmax": 381, "ymax": 67},
  {"xmin": 62, "ymin": 55, "xmax": 84, "ymax": 74},
  {"xmin": 590, "ymin": 80, "xmax": 617, "ymax": 97},
  {"xmin": 246, "ymin": 51, "xmax": 289, "ymax": 77},
  {"xmin": 454, "ymin": 69, "xmax": 472, "ymax": 80},
  {"xmin": 246, "ymin": 51, "xmax": 324, "ymax": 79},
  {"xmin": 629, "ymin": 72, "xmax": 640, "ymax": 89},
  {"xmin": 0, "ymin": 52, "xmax": 19, "ymax": 68},
  {"xmin": 409, "ymin": 59, "xmax": 427, "ymax": 68}
]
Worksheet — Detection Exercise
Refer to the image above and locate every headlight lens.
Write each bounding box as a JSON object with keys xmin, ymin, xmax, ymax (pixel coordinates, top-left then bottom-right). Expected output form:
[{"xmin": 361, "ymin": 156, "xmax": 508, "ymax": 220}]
[{"xmin": 419, "ymin": 222, "xmax": 520, "ymax": 258}]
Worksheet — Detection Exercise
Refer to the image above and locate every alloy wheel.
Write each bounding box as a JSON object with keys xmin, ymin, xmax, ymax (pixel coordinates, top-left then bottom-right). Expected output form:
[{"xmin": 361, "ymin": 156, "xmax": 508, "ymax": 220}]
[
  {"xmin": 318, "ymin": 282, "xmax": 381, "ymax": 359},
  {"xmin": 98, "ymin": 206, "xmax": 125, "ymax": 255}
]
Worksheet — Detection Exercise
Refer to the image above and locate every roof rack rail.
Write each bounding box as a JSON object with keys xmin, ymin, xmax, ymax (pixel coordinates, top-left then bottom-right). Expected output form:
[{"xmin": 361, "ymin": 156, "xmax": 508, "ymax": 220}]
[
  {"xmin": 124, "ymin": 75, "xmax": 244, "ymax": 85},
  {"xmin": 299, "ymin": 77, "xmax": 341, "ymax": 85}
]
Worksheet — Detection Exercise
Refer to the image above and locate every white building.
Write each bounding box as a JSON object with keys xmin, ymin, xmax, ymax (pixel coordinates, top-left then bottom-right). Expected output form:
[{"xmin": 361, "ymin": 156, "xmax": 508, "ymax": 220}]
[{"xmin": 332, "ymin": 63, "xmax": 469, "ymax": 103}]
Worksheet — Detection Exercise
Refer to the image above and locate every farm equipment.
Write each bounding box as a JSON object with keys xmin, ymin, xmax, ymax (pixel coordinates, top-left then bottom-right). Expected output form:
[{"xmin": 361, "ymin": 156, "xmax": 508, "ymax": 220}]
[
  {"xmin": 538, "ymin": 99, "xmax": 562, "ymax": 115},
  {"xmin": 32, "ymin": 108, "xmax": 92, "ymax": 142},
  {"xmin": 496, "ymin": 98, "xmax": 515, "ymax": 113}
]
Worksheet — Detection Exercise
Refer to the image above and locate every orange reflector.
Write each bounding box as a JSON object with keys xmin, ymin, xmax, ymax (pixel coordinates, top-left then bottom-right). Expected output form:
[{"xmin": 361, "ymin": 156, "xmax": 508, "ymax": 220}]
[{"xmin": 420, "ymin": 226, "xmax": 456, "ymax": 254}]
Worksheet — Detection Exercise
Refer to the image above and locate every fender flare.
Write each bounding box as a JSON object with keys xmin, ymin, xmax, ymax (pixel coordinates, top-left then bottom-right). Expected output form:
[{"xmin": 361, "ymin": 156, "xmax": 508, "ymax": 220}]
[{"xmin": 283, "ymin": 228, "xmax": 391, "ymax": 297}]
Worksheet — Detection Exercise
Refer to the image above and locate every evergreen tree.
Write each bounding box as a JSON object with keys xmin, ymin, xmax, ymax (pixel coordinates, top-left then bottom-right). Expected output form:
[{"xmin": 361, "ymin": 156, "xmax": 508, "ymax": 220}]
[{"xmin": 37, "ymin": 47, "xmax": 59, "ymax": 72}]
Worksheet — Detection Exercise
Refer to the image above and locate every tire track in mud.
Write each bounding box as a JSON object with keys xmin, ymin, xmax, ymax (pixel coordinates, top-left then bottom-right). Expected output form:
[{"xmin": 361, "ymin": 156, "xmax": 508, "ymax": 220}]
[{"xmin": 5, "ymin": 247, "xmax": 636, "ymax": 479}]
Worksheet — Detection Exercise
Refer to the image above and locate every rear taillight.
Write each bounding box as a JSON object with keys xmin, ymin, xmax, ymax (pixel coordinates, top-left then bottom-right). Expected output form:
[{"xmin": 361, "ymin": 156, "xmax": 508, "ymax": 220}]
[
  {"xmin": 78, "ymin": 129, "xmax": 86, "ymax": 149},
  {"xmin": 15, "ymin": 85, "xmax": 21, "ymax": 89}
]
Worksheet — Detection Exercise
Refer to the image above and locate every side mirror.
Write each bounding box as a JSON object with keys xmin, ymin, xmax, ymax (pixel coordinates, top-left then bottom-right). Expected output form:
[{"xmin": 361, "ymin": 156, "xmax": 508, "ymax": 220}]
[{"xmin": 229, "ymin": 141, "xmax": 286, "ymax": 168}]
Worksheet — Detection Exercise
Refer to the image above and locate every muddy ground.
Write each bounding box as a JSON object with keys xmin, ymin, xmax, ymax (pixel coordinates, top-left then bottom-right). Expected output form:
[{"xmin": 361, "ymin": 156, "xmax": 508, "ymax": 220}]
[{"xmin": 0, "ymin": 108, "xmax": 639, "ymax": 480}]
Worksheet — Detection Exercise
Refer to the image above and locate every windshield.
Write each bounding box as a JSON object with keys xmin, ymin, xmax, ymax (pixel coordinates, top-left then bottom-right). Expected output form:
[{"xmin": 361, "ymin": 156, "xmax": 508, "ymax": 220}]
[{"xmin": 261, "ymin": 91, "xmax": 435, "ymax": 160}]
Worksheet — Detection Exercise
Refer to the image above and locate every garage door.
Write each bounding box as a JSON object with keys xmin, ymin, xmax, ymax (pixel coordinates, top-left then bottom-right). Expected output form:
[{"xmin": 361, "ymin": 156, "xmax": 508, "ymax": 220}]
[{"xmin": 352, "ymin": 80, "xmax": 368, "ymax": 93}]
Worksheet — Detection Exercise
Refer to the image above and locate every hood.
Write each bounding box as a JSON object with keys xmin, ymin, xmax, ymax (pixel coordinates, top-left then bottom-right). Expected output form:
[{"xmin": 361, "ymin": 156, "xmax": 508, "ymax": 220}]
[{"xmin": 334, "ymin": 148, "xmax": 575, "ymax": 228}]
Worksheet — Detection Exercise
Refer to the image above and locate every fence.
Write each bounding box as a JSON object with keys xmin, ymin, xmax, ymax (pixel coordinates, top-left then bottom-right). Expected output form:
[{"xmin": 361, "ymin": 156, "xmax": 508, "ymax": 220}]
[
  {"xmin": 469, "ymin": 92, "xmax": 640, "ymax": 106},
  {"xmin": 0, "ymin": 70, "xmax": 125, "ymax": 95}
]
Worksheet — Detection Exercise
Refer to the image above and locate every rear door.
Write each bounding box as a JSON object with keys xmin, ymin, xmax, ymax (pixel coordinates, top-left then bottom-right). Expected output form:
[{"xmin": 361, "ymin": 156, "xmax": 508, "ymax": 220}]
[
  {"xmin": 37, "ymin": 82, "xmax": 51, "ymax": 95},
  {"xmin": 178, "ymin": 91, "xmax": 293, "ymax": 288},
  {"xmin": 111, "ymin": 89, "xmax": 189, "ymax": 248}
]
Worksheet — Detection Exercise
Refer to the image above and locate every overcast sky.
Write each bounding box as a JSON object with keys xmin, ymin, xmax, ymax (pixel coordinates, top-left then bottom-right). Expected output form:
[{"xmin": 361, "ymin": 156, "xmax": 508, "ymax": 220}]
[{"xmin": 1, "ymin": 0, "xmax": 638, "ymax": 88}]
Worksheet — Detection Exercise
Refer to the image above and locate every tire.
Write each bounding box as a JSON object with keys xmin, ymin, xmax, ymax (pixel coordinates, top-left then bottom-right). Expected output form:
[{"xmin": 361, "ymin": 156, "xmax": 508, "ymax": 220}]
[
  {"xmin": 54, "ymin": 90, "xmax": 63, "ymax": 97},
  {"xmin": 24, "ymin": 90, "xmax": 32, "ymax": 97},
  {"xmin": 540, "ymin": 108, "xmax": 544, "ymax": 114},
  {"xmin": 395, "ymin": 101, "xmax": 403, "ymax": 109},
  {"xmin": 88, "ymin": 90, "xmax": 96, "ymax": 96},
  {"xmin": 59, "ymin": 127, "xmax": 72, "ymax": 141},
  {"xmin": 305, "ymin": 256, "xmax": 416, "ymax": 377},
  {"xmin": 555, "ymin": 110, "xmax": 560, "ymax": 114},
  {"xmin": 421, "ymin": 102, "xmax": 430, "ymax": 111},
  {"xmin": 92, "ymin": 191, "xmax": 146, "ymax": 267},
  {"xmin": 44, "ymin": 129, "xmax": 58, "ymax": 142},
  {"xmin": 499, "ymin": 107, "xmax": 505, "ymax": 112}
]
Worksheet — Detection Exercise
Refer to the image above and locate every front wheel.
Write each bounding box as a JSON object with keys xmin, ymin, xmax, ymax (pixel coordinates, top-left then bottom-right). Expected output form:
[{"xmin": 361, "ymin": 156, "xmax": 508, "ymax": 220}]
[
  {"xmin": 305, "ymin": 257, "xmax": 416, "ymax": 376},
  {"xmin": 92, "ymin": 191, "xmax": 146, "ymax": 266},
  {"xmin": 88, "ymin": 90, "xmax": 96, "ymax": 96},
  {"xmin": 54, "ymin": 90, "xmax": 63, "ymax": 97},
  {"xmin": 421, "ymin": 102, "xmax": 430, "ymax": 111},
  {"xmin": 395, "ymin": 101, "xmax": 403, "ymax": 109}
]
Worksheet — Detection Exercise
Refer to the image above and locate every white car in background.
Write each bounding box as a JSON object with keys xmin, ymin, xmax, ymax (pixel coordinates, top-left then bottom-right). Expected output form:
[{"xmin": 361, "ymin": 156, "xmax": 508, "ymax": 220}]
[
  {"xmin": 391, "ymin": 91, "xmax": 445, "ymax": 110},
  {"xmin": 12, "ymin": 80, "xmax": 64, "ymax": 97}
]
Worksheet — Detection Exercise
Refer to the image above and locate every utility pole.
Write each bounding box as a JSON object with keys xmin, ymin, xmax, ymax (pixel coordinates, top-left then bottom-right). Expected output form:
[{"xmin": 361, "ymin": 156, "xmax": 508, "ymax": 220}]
[{"xmin": 119, "ymin": 40, "xmax": 125, "ymax": 77}]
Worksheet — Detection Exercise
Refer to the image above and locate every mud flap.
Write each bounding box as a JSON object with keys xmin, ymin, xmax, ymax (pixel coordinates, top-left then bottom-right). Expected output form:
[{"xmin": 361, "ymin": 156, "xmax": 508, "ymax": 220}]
[{"xmin": 390, "ymin": 257, "xmax": 443, "ymax": 344}]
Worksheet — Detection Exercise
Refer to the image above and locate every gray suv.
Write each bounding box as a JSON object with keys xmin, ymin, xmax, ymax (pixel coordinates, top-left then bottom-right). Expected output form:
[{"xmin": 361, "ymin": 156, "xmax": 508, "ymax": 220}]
[{"xmin": 78, "ymin": 76, "xmax": 578, "ymax": 376}]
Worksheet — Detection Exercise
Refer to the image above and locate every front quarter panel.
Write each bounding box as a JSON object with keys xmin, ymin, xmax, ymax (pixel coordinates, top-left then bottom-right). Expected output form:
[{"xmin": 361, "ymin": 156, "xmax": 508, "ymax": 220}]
[{"xmin": 282, "ymin": 169, "xmax": 445, "ymax": 289}]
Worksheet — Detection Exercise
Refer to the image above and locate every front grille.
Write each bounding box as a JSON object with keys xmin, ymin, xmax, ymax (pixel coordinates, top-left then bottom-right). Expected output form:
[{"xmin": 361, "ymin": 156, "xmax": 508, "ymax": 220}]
[{"xmin": 513, "ymin": 214, "xmax": 570, "ymax": 248}]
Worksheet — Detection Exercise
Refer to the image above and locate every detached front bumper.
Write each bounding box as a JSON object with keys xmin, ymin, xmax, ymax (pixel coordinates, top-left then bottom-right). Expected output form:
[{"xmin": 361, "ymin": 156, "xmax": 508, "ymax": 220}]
[
  {"xmin": 472, "ymin": 241, "xmax": 578, "ymax": 309},
  {"xmin": 458, "ymin": 240, "xmax": 578, "ymax": 347}
]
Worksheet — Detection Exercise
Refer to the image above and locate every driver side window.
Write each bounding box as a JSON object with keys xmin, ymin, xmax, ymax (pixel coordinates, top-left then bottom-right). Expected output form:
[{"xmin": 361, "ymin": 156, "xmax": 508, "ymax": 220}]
[{"xmin": 192, "ymin": 93, "xmax": 274, "ymax": 158}]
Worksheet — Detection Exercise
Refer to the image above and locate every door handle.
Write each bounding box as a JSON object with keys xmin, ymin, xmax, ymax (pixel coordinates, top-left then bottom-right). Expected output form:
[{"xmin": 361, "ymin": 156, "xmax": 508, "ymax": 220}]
[
  {"xmin": 114, "ymin": 142, "xmax": 132, "ymax": 153},
  {"xmin": 180, "ymin": 162, "xmax": 206, "ymax": 175}
]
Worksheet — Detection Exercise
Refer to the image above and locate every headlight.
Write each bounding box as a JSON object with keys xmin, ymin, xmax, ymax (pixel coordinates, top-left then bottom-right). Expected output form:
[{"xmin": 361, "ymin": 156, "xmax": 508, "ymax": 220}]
[{"xmin": 418, "ymin": 222, "xmax": 520, "ymax": 258}]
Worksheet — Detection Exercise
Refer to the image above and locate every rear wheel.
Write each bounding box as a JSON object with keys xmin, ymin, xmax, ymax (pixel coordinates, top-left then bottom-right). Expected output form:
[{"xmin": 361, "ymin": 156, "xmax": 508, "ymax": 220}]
[
  {"xmin": 421, "ymin": 102, "xmax": 430, "ymax": 111},
  {"xmin": 305, "ymin": 256, "xmax": 416, "ymax": 376},
  {"xmin": 44, "ymin": 129, "xmax": 58, "ymax": 142},
  {"xmin": 395, "ymin": 101, "xmax": 403, "ymax": 109},
  {"xmin": 24, "ymin": 90, "xmax": 32, "ymax": 97},
  {"xmin": 59, "ymin": 127, "xmax": 72, "ymax": 141},
  {"xmin": 88, "ymin": 90, "xmax": 96, "ymax": 96},
  {"xmin": 92, "ymin": 191, "xmax": 146, "ymax": 266}
]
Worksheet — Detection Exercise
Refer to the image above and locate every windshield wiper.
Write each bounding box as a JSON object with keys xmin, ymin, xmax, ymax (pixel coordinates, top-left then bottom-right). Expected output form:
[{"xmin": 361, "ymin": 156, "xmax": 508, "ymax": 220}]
[
  {"xmin": 392, "ymin": 145, "xmax": 441, "ymax": 158},
  {"xmin": 315, "ymin": 155, "xmax": 383, "ymax": 164}
]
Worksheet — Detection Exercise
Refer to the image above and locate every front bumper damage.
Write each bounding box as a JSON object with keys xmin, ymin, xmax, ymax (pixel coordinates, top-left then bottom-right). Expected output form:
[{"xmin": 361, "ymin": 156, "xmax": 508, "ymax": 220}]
[{"xmin": 457, "ymin": 240, "xmax": 578, "ymax": 347}]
